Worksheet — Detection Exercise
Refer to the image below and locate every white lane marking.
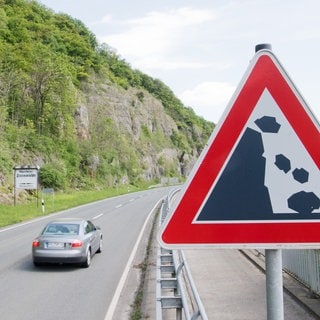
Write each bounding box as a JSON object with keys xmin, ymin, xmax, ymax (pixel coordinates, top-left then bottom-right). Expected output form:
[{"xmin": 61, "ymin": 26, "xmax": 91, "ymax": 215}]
[
  {"xmin": 93, "ymin": 213, "xmax": 103, "ymax": 220},
  {"xmin": 115, "ymin": 204, "xmax": 122, "ymax": 209},
  {"xmin": 104, "ymin": 199, "xmax": 163, "ymax": 320}
]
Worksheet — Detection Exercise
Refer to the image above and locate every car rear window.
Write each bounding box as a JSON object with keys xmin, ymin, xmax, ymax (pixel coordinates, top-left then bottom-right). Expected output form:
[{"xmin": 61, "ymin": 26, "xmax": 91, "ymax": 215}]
[{"xmin": 43, "ymin": 223, "xmax": 80, "ymax": 235}]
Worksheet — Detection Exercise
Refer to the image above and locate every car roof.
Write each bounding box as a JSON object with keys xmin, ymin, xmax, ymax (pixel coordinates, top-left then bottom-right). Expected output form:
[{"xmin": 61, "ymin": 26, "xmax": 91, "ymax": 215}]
[{"xmin": 46, "ymin": 218, "xmax": 87, "ymax": 225}]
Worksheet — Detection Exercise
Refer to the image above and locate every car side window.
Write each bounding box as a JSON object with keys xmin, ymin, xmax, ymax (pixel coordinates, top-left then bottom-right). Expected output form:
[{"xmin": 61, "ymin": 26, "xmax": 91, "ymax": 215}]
[{"xmin": 84, "ymin": 221, "xmax": 95, "ymax": 234}]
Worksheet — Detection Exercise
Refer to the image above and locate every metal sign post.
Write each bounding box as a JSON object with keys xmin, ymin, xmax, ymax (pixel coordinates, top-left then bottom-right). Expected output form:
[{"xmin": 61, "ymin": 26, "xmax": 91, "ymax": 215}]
[{"xmin": 265, "ymin": 249, "xmax": 284, "ymax": 320}]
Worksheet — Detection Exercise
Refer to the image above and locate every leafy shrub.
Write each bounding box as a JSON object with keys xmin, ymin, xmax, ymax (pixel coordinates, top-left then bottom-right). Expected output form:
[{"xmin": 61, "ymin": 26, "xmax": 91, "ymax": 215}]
[{"xmin": 39, "ymin": 164, "xmax": 67, "ymax": 190}]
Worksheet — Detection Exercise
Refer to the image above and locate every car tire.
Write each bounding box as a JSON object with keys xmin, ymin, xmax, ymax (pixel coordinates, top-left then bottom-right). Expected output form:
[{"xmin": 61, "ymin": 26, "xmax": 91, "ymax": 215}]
[
  {"xmin": 97, "ymin": 236, "xmax": 103, "ymax": 253},
  {"xmin": 33, "ymin": 261, "xmax": 42, "ymax": 267},
  {"xmin": 82, "ymin": 248, "xmax": 91, "ymax": 268}
]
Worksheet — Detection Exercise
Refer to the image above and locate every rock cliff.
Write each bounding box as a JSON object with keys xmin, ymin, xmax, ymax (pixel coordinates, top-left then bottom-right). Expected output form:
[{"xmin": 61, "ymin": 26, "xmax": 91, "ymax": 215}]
[{"xmin": 75, "ymin": 80, "xmax": 204, "ymax": 182}]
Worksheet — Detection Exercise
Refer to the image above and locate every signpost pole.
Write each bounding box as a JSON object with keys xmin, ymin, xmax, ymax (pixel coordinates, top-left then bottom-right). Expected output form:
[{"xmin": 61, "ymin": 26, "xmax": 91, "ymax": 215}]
[
  {"xmin": 13, "ymin": 168, "xmax": 16, "ymax": 206},
  {"xmin": 265, "ymin": 249, "xmax": 284, "ymax": 320}
]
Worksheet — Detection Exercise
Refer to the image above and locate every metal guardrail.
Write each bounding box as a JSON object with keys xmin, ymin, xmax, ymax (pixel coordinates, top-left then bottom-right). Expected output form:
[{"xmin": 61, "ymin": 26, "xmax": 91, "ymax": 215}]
[{"xmin": 156, "ymin": 189, "xmax": 208, "ymax": 320}]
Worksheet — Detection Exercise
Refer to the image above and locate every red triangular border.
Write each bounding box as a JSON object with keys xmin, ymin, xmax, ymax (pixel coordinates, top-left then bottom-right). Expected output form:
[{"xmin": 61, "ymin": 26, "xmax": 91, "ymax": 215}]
[{"xmin": 160, "ymin": 50, "xmax": 320, "ymax": 248}]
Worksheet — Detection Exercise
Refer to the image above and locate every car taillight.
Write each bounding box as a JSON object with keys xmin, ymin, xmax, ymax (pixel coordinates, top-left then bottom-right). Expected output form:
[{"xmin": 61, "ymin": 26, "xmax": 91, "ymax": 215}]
[
  {"xmin": 71, "ymin": 240, "xmax": 83, "ymax": 248},
  {"xmin": 32, "ymin": 240, "xmax": 40, "ymax": 247}
]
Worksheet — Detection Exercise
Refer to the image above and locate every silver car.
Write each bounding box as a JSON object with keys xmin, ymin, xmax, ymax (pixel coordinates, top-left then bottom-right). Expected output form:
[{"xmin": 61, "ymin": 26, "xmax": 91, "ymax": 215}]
[{"xmin": 32, "ymin": 218, "xmax": 102, "ymax": 268}]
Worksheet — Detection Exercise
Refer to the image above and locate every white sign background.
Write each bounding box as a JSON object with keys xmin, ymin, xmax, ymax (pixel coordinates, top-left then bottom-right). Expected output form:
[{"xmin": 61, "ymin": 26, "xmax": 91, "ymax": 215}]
[{"xmin": 15, "ymin": 169, "xmax": 38, "ymax": 190}]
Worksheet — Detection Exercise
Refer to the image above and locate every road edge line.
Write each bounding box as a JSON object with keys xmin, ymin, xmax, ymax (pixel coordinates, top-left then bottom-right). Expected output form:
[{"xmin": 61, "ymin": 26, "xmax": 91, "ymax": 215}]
[{"xmin": 104, "ymin": 198, "xmax": 163, "ymax": 320}]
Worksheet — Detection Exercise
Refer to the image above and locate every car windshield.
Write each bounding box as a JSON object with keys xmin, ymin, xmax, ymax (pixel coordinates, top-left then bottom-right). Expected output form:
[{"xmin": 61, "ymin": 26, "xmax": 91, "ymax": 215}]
[{"xmin": 42, "ymin": 223, "xmax": 80, "ymax": 235}]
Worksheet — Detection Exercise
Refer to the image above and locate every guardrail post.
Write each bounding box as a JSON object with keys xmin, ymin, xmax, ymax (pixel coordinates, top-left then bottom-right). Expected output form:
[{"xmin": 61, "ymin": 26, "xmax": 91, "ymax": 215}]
[{"xmin": 176, "ymin": 308, "xmax": 182, "ymax": 320}]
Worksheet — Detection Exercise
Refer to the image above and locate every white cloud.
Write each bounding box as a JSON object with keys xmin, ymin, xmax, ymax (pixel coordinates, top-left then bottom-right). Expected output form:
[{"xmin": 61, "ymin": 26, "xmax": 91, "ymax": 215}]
[
  {"xmin": 99, "ymin": 14, "xmax": 112, "ymax": 24},
  {"xmin": 179, "ymin": 82, "xmax": 236, "ymax": 123},
  {"xmin": 99, "ymin": 7, "xmax": 216, "ymax": 69},
  {"xmin": 132, "ymin": 58, "xmax": 231, "ymax": 73}
]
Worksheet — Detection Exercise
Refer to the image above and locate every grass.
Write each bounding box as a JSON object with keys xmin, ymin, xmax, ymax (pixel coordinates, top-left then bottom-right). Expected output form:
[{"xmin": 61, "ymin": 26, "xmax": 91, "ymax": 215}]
[{"xmin": 0, "ymin": 185, "xmax": 141, "ymax": 228}]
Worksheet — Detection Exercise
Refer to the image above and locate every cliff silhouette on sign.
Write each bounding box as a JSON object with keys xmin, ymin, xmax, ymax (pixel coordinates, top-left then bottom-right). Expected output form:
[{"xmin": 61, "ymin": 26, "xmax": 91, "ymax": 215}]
[{"xmin": 197, "ymin": 127, "xmax": 273, "ymax": 221}]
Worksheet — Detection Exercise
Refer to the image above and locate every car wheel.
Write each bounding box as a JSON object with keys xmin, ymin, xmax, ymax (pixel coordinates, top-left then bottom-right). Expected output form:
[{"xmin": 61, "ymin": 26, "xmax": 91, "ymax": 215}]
[
  {"xmin": 97, "ymin": 236, "xmax": 102, "ymax": 253},
  {"xmin": 82, "ymin": 248, "xmax": 91, "ymax": 268}
]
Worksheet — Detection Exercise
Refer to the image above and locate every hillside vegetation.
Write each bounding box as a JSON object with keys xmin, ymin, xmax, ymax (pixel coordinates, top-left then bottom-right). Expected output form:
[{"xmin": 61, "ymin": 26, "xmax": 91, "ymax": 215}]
[{"xmin": 0, "ymin": 0, "xmax": 214, "ymax": 202}]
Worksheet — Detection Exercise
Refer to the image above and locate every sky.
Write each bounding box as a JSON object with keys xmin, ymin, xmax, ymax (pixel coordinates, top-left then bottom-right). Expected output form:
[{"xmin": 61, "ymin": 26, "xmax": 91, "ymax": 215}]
[{"xmin": 37, "ymin": 0, "xmax": 320, "ymax": 124}]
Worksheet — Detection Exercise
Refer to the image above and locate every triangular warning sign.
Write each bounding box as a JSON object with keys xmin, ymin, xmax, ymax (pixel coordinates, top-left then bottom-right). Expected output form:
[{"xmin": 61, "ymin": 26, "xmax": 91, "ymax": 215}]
[{"xmin": 159, "ymin": 49, "xmax": 320, "ymax": 248}]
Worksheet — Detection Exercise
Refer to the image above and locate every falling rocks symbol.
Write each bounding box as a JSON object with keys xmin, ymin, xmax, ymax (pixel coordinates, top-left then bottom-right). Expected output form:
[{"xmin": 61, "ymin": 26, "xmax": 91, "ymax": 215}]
[{"xmin": 197, "ymin": 115, "xmax": 320, "ymax": 222}]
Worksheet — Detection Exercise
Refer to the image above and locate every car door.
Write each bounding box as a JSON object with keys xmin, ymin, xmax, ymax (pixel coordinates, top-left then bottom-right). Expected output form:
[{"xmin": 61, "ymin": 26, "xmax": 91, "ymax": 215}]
[{"xmin": 84, "ymin": 220, "xmax": 99, "ymax": 252}]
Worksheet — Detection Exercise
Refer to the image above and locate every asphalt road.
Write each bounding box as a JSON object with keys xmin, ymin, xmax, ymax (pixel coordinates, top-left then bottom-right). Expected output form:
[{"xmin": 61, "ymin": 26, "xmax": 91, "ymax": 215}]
[{"xmin": 0, "ymin": 187, "xmax": 171, "ymax": 320}]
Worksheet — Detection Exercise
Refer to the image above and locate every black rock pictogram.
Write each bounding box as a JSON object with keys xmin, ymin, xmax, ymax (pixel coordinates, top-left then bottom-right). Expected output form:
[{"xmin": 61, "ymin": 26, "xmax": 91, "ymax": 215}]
[
  {"xmin": 288, "ymin": 191, "xmax": 320, "ymax": 213},
  {"xmin": 274, "ymin": 154, "xmax": 291, "ymax": 173},
  {"xmin": 292, "ymin": 168, "xmax": 309, "ymax": 183},
  {"xmin": 255, "ymin": 116, "xmax": 281, "ymax": 133}
]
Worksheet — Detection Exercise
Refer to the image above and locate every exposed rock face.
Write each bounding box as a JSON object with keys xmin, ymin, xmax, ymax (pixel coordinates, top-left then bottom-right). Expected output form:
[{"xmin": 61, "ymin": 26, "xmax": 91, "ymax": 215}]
[
  {"xmin": 84, "ymin": 84, "xmax": 177, "ymax": 139},
  {"xmin": 76, "ymin": 81, "xmax": 205, "ymax": 181},
  {"xmin": 75, "ymin": 105, "xmax": 90, "ymax": 140}
]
